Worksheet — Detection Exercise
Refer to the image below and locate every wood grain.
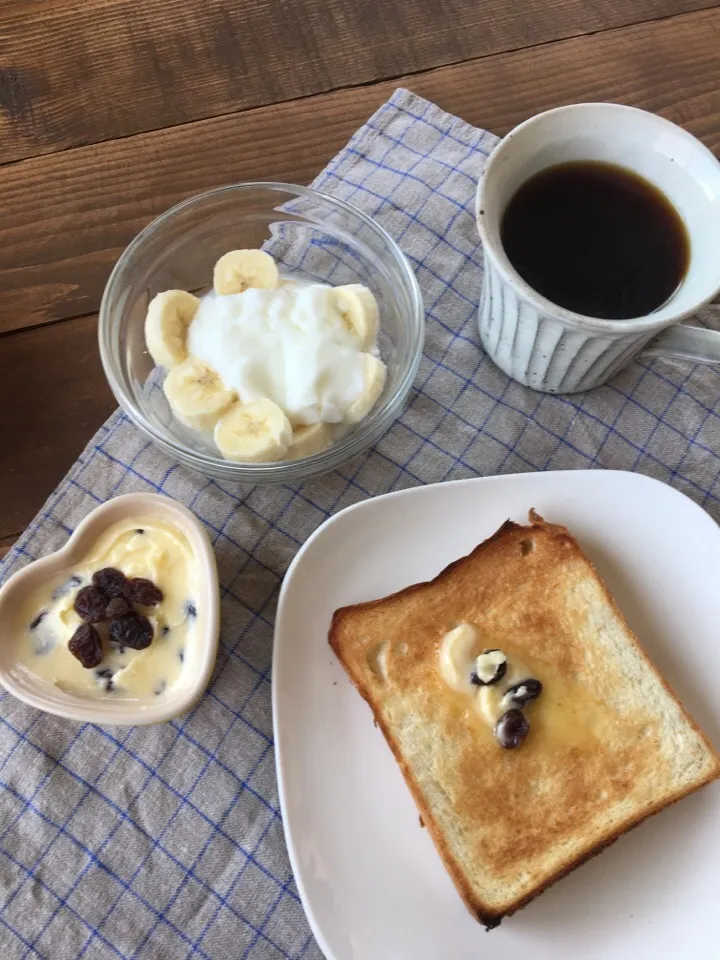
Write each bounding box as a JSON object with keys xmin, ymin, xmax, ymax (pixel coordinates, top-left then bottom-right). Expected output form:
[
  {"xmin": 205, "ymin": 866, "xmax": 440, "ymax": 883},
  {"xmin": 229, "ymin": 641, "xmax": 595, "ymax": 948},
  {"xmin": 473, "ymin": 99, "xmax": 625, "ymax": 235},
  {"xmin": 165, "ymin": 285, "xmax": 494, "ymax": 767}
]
[
  {"xmin": 0, "ymin": 536, "xmax": 15, "ymax": 561},
  {"xmin": 0, "ymin": 315, "xmax": 114, "ymax": 540},
  {"xmin": 0, "ymin": 0, "xmax": 715, "ymax": 165},
  {"xmin": 1, "ymin": 7, "xmax": 719, "ymax": 336},
  {"xmin": 3, "ymin": 7, "xmax": 720, "ymax": 537}
]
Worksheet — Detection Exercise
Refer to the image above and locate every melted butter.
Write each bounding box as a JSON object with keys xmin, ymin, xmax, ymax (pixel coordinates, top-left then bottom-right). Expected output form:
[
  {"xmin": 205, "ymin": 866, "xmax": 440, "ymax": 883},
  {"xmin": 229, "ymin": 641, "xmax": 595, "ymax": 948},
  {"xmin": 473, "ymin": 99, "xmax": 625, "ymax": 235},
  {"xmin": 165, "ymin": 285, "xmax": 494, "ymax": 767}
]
[
  {"xmin": 475, "ymin": 657, "xmax": 531, "ymax": 726},
  {"xmin": 439, "ymin": 623, "xmax": 478, "ymax": 694},
  {"xmin": 438, "ymin": 623, "xmax": 616, "ymax": 749},
  {"xmin": 13, "ymin": 518, "xmax": 198, "ymax": 701},
  {"xmin": 531, "ymin": 674, "xmax": 620, "ymax": 749}
]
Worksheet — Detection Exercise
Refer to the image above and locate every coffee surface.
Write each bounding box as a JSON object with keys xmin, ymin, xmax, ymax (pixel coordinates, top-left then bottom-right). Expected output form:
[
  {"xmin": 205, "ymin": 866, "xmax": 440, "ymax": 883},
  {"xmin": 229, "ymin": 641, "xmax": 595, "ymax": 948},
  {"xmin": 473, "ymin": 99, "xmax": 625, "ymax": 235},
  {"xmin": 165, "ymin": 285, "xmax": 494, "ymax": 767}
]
[{"xmin": 500, "ymin": 161, "xmax": 689, "ymax": 320}]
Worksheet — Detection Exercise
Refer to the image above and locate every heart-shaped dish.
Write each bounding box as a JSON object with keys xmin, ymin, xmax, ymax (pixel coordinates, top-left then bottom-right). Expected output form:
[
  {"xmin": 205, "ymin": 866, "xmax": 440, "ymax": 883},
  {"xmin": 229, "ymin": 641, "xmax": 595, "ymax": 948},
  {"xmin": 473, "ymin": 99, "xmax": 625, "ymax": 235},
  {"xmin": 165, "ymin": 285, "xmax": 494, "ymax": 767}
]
[{"xmin": 0, "ymin": 493, "xmax": 219, "ymax": 725}]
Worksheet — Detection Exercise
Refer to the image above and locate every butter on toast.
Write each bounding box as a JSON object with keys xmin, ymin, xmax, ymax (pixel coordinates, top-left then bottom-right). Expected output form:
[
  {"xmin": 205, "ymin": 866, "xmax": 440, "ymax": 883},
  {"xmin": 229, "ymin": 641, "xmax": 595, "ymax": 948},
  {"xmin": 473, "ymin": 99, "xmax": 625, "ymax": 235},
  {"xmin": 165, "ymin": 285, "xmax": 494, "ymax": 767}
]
[{"xmin": 328, "ymin": 511, "xmax": 720, "ymax": 928}]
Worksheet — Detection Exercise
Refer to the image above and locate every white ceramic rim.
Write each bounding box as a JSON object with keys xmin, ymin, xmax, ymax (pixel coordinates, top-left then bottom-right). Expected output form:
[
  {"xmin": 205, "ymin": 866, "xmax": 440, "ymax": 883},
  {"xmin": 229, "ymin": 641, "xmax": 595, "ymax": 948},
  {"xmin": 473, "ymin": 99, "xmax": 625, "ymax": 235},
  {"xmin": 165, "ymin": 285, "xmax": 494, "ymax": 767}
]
[
  {"xmin": 475, "ymin": 103, "xmax": 720, "ymax": 336},
  {"xmin": 98, "ymin": 182, "xmax": 425, "ymax": 482},
  {"xmin": 0, "ymin": 493, "xmax": 220, "ymax": 725}
]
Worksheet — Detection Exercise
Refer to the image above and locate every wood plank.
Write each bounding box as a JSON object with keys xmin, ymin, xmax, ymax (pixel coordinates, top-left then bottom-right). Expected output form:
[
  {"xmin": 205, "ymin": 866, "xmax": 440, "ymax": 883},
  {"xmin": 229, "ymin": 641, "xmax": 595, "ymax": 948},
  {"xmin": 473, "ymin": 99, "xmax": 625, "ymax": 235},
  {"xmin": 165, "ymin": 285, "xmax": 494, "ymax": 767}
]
[
  {"xmin": 0, "ymin": 535, "xmax": 16, "ymax": 561},
  {"xmin": 1, "ymin": 8, "xmax": 719, "ymax": 337},
  {"xmin": 0, "ymin": 315, "xmax": 115, "ymax": 540},
  {"xmin": 0, "ymin": 0, "xmax": 716, "ymax": 165}
]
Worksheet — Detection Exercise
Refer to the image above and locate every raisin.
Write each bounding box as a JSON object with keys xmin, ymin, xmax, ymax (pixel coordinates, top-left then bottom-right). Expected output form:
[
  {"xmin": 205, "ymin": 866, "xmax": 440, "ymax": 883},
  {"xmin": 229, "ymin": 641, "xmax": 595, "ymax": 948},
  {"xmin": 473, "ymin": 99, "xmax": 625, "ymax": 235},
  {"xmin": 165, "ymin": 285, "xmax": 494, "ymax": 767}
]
[
  {"xmin": 125, "ymin": 577, "xmax": 163, "ymax": 606},
  {"xmin": 495, "ymin": 709, "xmax": 530, "ymax": 749},
  {"xmin": 108, "ymin": 612, "xmax": 153, "ymax": 650},
  {"xmin": 74, "ymin": 585, "xmax": 108, "ymax": 623},
  {"xmin": 29, "ymin": 611, "xmax": 47, "ymax": 630},
  {"xmin": 94, "ymin": 667, "xmax": 115, "ymax": 691},
  {"xmin": 105, "ymin": 596, "xmax": 130, "ymax": 619},
  {"xmin": 470, "ymin": 649, "xmax": 508, "ymax": 687},
  {"xmin": 92, "ymin": 567, "xmax": 128, "ymax": 599},
  {"xmin": 502, "ymin": 678, "xmax": 543, "ymax": 710},
  {"xmin": 68, "ymin": 624, "xmax": 103, "ymax": 668}
]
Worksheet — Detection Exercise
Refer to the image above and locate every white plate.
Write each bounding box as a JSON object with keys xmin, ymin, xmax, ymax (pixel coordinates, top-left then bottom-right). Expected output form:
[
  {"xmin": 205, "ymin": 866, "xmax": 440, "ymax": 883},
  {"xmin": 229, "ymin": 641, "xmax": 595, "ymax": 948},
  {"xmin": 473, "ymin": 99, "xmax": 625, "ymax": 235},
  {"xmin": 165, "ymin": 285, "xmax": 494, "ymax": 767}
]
[{"xmin": 273, "ymin": 471, "xmax": 720, "ymax": 960}]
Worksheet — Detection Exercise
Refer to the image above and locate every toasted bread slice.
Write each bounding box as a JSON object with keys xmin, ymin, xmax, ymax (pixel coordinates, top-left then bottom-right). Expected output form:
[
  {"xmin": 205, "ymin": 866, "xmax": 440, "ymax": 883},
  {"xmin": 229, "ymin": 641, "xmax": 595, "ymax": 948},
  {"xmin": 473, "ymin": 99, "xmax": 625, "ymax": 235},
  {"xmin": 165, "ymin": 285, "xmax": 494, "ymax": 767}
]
[{"xmin": 329, "ymin": 511, "xmax": 720, "ymax": 928}]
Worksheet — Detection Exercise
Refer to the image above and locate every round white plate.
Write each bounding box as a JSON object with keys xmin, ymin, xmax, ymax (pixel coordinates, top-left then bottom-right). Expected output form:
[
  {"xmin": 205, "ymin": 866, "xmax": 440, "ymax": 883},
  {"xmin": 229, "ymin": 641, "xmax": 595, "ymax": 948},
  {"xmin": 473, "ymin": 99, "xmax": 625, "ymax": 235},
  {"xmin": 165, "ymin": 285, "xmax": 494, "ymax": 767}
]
[{"xmin": 273, "ymin": 471, "xmax": 720, "ymax": 960}]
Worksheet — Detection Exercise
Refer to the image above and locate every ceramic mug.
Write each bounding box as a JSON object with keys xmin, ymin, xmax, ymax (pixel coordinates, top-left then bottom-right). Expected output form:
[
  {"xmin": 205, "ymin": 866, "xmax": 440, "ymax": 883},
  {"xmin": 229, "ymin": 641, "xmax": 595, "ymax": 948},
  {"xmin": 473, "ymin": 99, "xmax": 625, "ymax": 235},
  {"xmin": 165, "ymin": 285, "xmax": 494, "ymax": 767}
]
[{"xmin": 475, "ymin": 103, "xmax": 720, "ymax": 393}]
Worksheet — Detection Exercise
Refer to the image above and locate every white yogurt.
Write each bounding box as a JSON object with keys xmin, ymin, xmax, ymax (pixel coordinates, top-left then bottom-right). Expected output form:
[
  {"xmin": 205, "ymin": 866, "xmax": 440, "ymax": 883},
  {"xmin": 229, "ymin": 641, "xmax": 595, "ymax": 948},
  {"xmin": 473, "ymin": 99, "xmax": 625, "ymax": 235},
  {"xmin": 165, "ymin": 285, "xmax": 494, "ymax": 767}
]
[{"xmin": 187, "ymin": 282, "xmax": 373, "ymax": 426}]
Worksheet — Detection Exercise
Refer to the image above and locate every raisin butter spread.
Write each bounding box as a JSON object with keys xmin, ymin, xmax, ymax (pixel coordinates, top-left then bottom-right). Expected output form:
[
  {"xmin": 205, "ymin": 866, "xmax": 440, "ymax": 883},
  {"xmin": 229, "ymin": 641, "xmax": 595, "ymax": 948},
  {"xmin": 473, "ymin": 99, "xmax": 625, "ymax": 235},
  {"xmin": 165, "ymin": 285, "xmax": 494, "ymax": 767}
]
[
  {"xmin": 15, "ymin": 519, "xmax": 198, "ymax": 700},
  {"xmin": 439, "ymin": 622, "xmax": 542, "ymax": 748}
]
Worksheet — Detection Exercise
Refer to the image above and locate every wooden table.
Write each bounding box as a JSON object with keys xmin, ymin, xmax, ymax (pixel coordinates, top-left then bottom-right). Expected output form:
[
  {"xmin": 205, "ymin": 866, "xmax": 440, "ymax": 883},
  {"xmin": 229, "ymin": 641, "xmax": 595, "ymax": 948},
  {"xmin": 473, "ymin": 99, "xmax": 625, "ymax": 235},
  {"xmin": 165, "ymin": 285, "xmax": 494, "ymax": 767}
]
[{"xmin": 1, "ymin": 0, "xmax": 718, "ymax": 557}]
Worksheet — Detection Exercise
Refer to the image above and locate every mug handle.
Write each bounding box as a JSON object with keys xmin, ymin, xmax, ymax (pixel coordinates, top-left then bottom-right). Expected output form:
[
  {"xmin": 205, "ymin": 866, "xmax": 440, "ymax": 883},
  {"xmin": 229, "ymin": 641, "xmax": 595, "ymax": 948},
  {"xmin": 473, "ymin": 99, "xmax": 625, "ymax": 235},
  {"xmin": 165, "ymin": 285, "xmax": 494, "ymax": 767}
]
[{"xmin": 641, "ymin": 306, "xmax": 720, "ymax": 364}]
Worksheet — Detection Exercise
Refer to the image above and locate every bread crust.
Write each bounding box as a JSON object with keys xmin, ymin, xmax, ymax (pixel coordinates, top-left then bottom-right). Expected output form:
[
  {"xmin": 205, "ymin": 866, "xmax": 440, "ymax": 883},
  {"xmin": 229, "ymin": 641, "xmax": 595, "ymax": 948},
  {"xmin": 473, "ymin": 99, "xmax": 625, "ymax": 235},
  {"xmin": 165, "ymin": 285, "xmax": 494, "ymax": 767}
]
[{"xmin": 328, "ymin": 511, "xmax": 720, "ymax": 928}]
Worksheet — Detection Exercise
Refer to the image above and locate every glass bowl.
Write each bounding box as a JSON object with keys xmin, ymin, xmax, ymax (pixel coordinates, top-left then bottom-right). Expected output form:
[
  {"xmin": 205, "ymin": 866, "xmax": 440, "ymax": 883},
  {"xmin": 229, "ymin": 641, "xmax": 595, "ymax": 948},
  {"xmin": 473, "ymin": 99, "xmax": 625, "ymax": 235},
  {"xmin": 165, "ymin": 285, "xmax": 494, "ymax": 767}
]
[{"xmin": 99, "ymin": 183, "xmax": 424, "ymax": 482}]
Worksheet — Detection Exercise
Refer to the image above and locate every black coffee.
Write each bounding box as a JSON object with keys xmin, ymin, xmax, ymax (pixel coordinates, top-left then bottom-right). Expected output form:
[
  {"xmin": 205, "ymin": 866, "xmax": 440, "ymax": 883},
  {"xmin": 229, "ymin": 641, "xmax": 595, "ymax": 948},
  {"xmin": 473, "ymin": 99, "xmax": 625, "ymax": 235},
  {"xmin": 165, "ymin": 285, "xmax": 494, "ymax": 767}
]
[{"xmin": 500, "ymin": 161, "xmax": 689, "ymax": 320}]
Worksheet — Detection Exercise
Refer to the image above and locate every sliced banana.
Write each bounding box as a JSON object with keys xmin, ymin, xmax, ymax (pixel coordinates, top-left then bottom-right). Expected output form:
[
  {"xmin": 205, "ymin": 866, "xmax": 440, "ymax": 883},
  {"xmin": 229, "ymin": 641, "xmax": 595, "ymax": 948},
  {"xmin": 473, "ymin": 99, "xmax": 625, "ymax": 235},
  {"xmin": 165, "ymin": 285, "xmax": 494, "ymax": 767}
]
[
  {"xmin": 332, "ymin": 284, "xmax": 380, "ymax": 349},
  {"xmin": 214, "ymin": 398, "xmax": 292, "ymax": 463},
  {"xmin": 144, "ymin": 290, "xmax": 200, "ymax": 369},
  {"xmin": 213, "ymin": 250, "xmax": 279, "ymax": 295},
  {"xmin": 162, "ymin": 357, "xmax": 235, "ymax": 432},
  {"xmin": 345, "ymin": 354, "xmax": 387, "ymax": 424},
  {"xmin": 286, "ymin": 423, "xmax": 332, "ymax": 460}
]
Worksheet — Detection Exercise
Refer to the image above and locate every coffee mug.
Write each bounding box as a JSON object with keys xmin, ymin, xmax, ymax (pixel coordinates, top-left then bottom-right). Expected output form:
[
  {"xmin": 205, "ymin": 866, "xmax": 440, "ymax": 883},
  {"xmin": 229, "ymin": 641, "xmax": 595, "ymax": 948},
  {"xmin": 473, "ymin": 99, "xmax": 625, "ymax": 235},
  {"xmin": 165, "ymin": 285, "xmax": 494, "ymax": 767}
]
[{"xmin": 475, "ymin": 103, "xmax": 720, "ymax": 393}]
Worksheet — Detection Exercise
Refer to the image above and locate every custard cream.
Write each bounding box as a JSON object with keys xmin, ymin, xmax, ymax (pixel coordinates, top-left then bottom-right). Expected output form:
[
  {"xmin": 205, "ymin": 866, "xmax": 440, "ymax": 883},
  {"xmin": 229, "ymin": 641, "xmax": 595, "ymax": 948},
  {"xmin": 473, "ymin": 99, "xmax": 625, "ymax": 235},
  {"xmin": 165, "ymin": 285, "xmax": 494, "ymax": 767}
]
[{"xmin": 14, "ymin": 519, "xmax": 197, "ymax": 700}]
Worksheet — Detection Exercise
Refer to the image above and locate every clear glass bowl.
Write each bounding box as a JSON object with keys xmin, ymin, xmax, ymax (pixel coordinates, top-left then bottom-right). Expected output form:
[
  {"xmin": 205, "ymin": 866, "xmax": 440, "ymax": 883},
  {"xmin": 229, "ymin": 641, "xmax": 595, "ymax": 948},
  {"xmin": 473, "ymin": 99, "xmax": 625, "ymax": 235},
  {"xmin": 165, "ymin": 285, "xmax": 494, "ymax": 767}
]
[{"xmin": 99, "ymin": 183, "xmax": 424, "ymax": 482}]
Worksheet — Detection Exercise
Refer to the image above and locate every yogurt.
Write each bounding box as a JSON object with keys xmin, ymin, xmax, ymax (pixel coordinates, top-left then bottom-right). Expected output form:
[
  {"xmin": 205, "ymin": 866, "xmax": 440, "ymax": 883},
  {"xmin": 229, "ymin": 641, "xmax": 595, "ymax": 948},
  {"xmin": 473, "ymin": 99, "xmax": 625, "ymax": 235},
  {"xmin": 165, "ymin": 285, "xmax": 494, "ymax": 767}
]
[
  {"xmin": 187, "ymin": 281, "xmax": 374, "ymax": 425},
  {"xmin": 14, "ymin": 519, "xmax": 197, "ymax": 700}
]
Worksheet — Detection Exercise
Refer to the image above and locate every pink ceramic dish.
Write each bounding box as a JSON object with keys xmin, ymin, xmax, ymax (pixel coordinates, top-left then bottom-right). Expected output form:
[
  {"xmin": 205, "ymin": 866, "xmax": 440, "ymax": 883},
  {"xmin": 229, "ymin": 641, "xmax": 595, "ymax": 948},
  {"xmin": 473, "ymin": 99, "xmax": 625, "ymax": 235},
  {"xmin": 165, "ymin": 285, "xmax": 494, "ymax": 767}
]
[{"xmin": 0, "ymin": 493, "xmax": 219, "ymax": 725}]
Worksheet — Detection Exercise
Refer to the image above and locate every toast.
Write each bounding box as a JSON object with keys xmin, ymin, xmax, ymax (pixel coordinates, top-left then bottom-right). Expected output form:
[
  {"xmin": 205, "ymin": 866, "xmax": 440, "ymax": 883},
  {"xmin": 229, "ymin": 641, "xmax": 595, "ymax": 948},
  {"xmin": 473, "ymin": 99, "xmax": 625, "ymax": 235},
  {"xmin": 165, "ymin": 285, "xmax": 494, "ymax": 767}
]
[{"xmin": 329, "ymin": 510, "xmax": 720, "ymax": 928}]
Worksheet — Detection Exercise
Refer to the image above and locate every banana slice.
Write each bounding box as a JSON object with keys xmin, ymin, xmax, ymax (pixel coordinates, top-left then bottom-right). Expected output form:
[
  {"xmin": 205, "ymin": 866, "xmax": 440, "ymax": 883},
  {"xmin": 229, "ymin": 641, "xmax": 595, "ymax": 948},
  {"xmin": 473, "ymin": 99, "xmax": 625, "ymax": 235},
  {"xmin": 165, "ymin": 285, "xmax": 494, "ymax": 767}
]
[
  {"xmin": 213, "ymin": 250, "xmax": 280, "ymax": 295},
  {"xmin": 332, "ymin": 284, "xmax": 380, "ymax": 349},
  {"xmin": 145, "ymin": 290, "xmax": 200, "ymax": 369},
  {"xmin": 345, "ymin": 355, "xmax": 387, "ymax": 424},
  {"xmin": 286, "ymin": 423, "xmax": 332, "ymax": 460},
  {"xmin": 214, "ymin": 399, "xmax": 292, "ymax": 462},
  {"xmin": 162, "ymin": 358, "xmax": 235, "ymax": 431}
]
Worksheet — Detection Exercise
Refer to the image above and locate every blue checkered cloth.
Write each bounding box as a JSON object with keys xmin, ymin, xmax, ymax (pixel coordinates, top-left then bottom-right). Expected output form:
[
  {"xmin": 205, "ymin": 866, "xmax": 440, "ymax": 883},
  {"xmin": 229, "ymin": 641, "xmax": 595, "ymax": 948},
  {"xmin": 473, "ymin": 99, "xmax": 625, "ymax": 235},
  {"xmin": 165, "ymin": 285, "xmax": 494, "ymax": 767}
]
[{"xmin": 1, "ymin": 88, "xmax": 719, "ymax": 960}]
